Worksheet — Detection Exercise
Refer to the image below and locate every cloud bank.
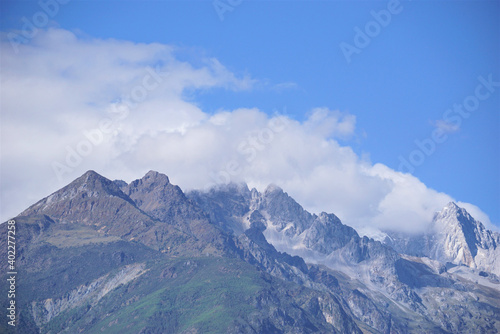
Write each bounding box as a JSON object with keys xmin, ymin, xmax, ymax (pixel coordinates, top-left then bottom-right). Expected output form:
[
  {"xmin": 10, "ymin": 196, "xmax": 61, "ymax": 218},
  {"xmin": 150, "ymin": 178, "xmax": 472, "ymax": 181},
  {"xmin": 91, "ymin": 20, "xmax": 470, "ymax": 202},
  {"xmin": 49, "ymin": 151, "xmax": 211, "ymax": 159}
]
[{"xmin": 0, "ymin": 28, "xmax": 493, "ymax": 235}]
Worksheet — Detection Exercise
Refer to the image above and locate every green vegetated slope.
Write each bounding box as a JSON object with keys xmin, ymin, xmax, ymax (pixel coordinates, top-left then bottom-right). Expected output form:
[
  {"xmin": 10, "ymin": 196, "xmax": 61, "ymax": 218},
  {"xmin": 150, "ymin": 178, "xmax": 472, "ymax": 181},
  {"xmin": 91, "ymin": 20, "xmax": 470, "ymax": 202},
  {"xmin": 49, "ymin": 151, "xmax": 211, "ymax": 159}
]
[
  {"xmin": 6, "ymin": 170, "xmax": 499, "ymax": 333},
  {"xmin": 0, "ymin": 170, "xmax": 342, "ymax": 334},
  {"xmin": 0, "ymin": 214, "xmax": 337, "ymax": 334},
  {"xmin": 61, "ymin": 257, "xmax": 260, "ymax": 334},
  {"xmin": 34, "ymin": 256, "xmax": 332, "ymax": 334}
]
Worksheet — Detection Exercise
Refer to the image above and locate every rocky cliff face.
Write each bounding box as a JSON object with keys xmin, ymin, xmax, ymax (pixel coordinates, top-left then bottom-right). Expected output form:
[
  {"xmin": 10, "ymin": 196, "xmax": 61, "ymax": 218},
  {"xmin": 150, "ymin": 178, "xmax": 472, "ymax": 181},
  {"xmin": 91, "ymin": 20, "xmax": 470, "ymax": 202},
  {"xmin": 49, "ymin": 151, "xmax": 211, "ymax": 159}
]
[
  {"xmin": 21, "ymin": 170, "xmax": 147, "ymax": 228},
  {"xmin": 190, "ymin": 185, "xmax": 408, "ymax": 301},
  {"xmin": 188, "ymin": 182, "xmax": 500, "ymax": 333},
  {"xmin": 431, "ymin": 202, "xmax": 500, "ymax": 274},
  {"xmin": 1, "ymin": 171, "xmax": 499, "ymax": 334},
  {"xmin": 122, "ymin": 170, "xmax": 235, "ymax": 256},
  {"xmin": 30, "ymin": 263, "xmax": 147, "ymax": 326},
  {"xmin": 18, "ymin": 170, "xmax": 233, "ymax": 257},
  {"xmin": 384, "ymin": 202, "xmax": 500, "ymax": 276}
]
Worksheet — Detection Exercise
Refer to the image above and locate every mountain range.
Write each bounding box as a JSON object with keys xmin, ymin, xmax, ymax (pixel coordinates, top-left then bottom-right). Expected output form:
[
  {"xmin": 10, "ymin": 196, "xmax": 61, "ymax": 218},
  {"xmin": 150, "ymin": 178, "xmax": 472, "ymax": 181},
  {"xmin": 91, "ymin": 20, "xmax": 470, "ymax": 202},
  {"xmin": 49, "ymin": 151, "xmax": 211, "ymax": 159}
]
[{"xmin": 1, "ymin": 170, "xmax": 499, "ymax": 333}]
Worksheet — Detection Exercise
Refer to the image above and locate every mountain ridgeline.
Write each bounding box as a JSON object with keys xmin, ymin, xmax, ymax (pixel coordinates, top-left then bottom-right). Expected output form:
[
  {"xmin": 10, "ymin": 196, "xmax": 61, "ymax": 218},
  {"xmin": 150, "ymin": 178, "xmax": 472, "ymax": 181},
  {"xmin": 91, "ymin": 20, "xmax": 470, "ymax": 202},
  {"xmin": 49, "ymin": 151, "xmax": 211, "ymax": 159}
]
[
  {"xmin": 384, "ymin": 202, "xmax": 500, "ymax": 276},
  {"xmin": 1, "ymin": 170, "xmax": 499, "ymax": 334}
]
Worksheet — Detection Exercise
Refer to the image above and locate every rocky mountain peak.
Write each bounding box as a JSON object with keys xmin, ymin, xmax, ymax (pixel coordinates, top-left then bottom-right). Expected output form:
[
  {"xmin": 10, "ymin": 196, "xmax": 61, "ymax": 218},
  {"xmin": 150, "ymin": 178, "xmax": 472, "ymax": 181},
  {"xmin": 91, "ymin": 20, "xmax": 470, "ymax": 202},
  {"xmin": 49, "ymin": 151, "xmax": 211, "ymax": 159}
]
[
  {"xmin": 67, "ymin": 170, "xmax": 116, "ymax": 192},
  {"xmin": 433, "ymin": 203, "xmax": 483, "ymax": 244},
  {"xmin": 124, "ymin": 171, "xmax": 186, "ymax": 212},
  {"xmin": 433, "ymin": 203, "xmax": 481, "ymax": 242},
  {"xmin": 127, "ymin": 171, "xmax": 170, "ymax": 193},
  {"xmin": 68, "ymin": 170, "xmax": 133, "ymax": 201},
  {"xmin": 144, "ymin": 170, "xmax": 169, "ymax": 182},
  {"xmin": 121, "ymin": 172, "xmax": 231, "ymax": 254},
  {"xmin": 82, "ymin": 169, "xmax": 99, "ymax": 179},
  {"xmin": 428, "ymin": 202, "xmax": 500, "ymax": 273},
  {"xmin": 444, "ymin": 201, "xmax": 460, "ymax": 210},
  {"xmin": 264, "ymin": 183, "xmax": 283, "ymax": 195},
  {"xmin": 384, "ymin": 202, "xmax": 500, "ymax": 275},
  {"xmin": 6, "ymin": 170, "xmax": 500, "ymax": 334},
  {"xmin": 71, "ymin": 170, "xmax": 110, "ymax": 190},
  {"xmin": 20, "ymin": 170, "xmax": 133, "ymax": 217},
  {"xmin": 258, "ymin": 185, "xmax": 314, "ymax": 234},
  {"xmin": 435, "ymin": 202, "xmax": 468, "ymax": 221},
  {"xmin": 430, "ymin": 203, "xmax": 479, "ymax": 267}
]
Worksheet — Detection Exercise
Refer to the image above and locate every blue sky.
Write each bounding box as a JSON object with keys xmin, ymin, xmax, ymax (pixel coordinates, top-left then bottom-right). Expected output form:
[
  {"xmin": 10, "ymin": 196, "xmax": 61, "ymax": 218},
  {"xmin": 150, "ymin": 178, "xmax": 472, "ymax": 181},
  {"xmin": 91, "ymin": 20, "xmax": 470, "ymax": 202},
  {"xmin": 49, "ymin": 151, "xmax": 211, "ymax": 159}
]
[{"xmin": 1, "ymin": 0, "xmax": 499, "ymax": 231}]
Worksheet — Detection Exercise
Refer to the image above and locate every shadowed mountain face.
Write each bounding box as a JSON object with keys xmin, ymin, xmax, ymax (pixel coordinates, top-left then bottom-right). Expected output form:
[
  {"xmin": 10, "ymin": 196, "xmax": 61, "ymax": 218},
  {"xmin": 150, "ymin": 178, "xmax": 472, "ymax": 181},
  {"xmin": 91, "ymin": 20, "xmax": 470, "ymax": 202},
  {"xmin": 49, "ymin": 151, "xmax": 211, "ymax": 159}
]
[
  {"xmin": 1, "ymin": 171, "xmax": 499, "ymax": 334},
  {"xmin": 19, "ymin": 170, "xmax": 232, "ymax": 257},
  {"xmin": 123, "ymin": 171, "xmax": 200, "ymax": 224},
  {"xmin": 21, "ymin": 170, "xmax": 144, "ymax": 227},
  {"xmin": 122, "ymin": 170, "xmax": 234, "ymax": 256}
]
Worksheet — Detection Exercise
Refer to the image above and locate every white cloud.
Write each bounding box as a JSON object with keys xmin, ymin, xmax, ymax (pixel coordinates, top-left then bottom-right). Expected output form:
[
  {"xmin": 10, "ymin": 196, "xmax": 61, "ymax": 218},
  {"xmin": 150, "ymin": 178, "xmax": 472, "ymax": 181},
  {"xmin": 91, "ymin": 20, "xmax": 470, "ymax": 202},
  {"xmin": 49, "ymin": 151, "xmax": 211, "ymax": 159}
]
[
  {"xmin": 303, "ymin": 108, "xmax": 356, "ymax": 139},
  {"xmin": 0, "ymin": 28, "xmax": 493, "ymax": 236},
  {"xmin": 431, "ymin": 119, "xmax": 460, "ymax": 133}
]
